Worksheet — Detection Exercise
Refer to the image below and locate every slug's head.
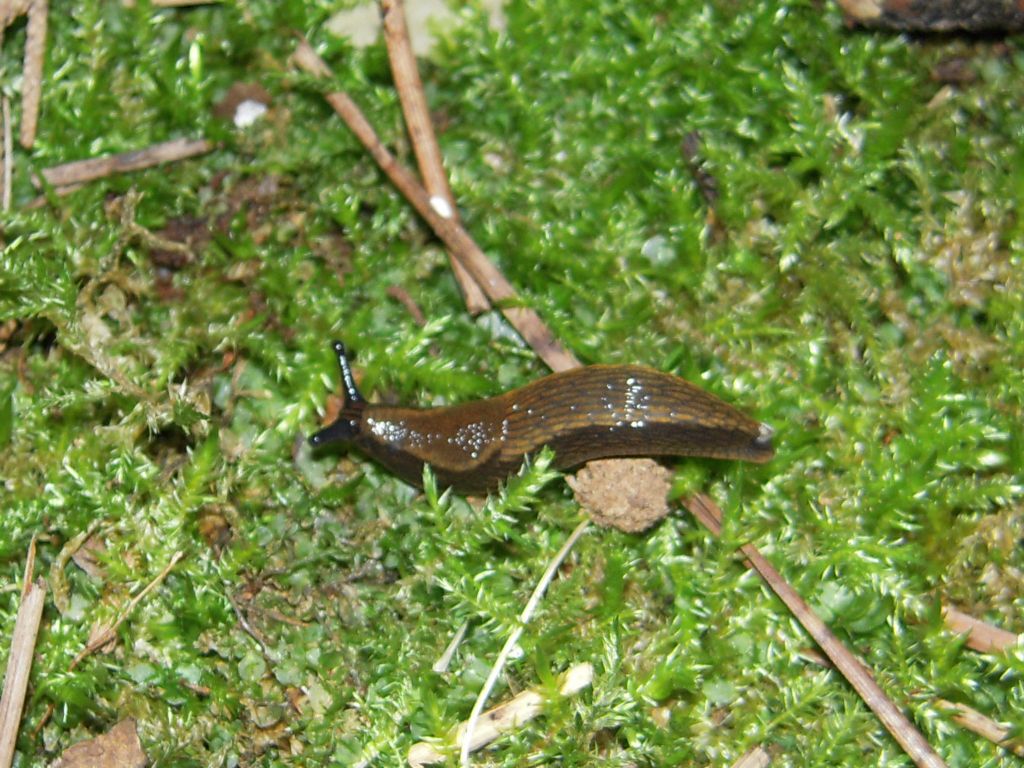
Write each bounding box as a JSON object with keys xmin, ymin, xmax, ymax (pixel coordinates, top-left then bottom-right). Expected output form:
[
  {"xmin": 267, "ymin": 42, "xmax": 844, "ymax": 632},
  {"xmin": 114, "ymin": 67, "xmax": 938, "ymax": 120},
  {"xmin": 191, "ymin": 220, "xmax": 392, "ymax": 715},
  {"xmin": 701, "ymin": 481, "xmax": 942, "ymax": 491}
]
[{"xmin": 308, "ymin": 340, "xmax": 366, "ymax": 449}]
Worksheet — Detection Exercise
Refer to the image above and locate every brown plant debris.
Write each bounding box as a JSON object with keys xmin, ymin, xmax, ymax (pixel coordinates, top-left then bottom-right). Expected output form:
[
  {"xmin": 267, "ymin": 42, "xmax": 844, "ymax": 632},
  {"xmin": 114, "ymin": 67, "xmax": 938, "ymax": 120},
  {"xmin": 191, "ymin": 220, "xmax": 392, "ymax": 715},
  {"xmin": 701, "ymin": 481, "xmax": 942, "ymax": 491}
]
[
  {"xmin": 935, "ymin": 698, "xmax": 1024, "ymax": 758},
  {"xmin": 291, "ymin": 38, "xmax": 580, "ymax": 374}
]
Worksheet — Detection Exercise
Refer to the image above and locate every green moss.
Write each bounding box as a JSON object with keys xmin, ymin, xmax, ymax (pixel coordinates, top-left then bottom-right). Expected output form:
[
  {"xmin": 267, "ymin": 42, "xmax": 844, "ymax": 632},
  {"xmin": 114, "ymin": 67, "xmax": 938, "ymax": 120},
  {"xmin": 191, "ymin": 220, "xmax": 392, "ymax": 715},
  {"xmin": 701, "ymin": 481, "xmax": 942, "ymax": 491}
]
[{"xmin": 1, "ymin": 0, "xmax": 1022, "ymax": 765}]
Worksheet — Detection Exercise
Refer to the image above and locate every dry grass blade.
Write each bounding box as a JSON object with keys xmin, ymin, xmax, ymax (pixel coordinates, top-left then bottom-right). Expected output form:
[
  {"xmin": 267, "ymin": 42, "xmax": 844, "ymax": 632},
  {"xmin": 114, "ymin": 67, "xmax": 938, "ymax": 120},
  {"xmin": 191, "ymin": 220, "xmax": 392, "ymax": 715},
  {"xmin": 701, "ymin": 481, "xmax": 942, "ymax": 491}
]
[
  {"xmin": 292, "ymin": 38, "xmax": 579, "ymax": 373},
  {"xmin": 380, "ymin": 0, "xmax": 490, "ymax": 314},
  {"xmin": 32, "ymin": 550, "xmax": 186, "ymax": 735},
  {"xmin": 683, "ymin": 493, "xmax": 948, "ymax": 768},
  {"xmin": 0, "ymin": 580, "xmax": 46, "ymax": 768},
  {"xmin": 459, "ymin": 519, "xmax": 590, "ymax": 765}
]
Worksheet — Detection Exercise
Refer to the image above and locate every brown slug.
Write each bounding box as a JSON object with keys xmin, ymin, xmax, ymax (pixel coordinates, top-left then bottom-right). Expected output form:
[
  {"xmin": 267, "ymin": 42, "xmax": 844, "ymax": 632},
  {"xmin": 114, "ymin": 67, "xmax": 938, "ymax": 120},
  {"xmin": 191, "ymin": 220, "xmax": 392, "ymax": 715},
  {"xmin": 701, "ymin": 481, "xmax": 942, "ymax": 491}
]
[{"xmin": 309, "ymin": 342, "xmax": 774, "ymax": 494}]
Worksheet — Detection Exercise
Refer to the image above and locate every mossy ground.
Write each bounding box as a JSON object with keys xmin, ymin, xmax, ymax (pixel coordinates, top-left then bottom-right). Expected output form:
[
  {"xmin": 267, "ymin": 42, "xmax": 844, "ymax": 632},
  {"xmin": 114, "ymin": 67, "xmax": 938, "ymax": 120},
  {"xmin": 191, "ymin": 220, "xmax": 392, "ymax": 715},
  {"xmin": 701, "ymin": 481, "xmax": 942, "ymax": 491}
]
[{"xmin": 1, "ymin": 1, "xmax": 1022, "ymax": 766}]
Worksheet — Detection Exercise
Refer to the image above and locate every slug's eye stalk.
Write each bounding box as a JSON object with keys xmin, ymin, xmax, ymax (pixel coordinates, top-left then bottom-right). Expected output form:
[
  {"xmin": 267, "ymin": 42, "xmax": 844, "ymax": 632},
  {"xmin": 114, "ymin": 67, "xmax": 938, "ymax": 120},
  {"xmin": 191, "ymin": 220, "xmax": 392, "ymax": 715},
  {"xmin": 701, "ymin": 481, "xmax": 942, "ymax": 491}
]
[
  {"xmin": 332, "ymin": 340, "xmax": 364, "ymax": 404},
  {"xmin": 308, "ymin": 340, "xmax": 366, "ymax": 449}
]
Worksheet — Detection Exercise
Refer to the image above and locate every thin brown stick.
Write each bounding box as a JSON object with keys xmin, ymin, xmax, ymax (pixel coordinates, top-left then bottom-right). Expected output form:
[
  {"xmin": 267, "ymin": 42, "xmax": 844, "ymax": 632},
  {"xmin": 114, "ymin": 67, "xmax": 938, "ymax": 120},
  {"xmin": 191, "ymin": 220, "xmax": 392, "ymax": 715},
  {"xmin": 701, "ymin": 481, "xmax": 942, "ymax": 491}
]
[
  {"xmin": 379, "ymin": 0, "xmax": 490, "ymax": 315},
  {"xmin": 942, "ymin": 605, "xmax": 1019, "ymax": 654},
  {"xmin": 935, "ymin": 698, "xmax": 1024, "ymax": 757},
  {"xmin": 683, "ymin": 493, "xmax": 947, "ymax": 768},
  {"xmin": 2, "ymin": 96, "xmax": 11, "ymax": 211},
  {"xmin": 0, "ymin": 540, "xmax": 46, "ymax": 768},
  {"xmin": 36, "ymin": 137, "xmax": 213, "ymax": 188},
  {"xmin": 18, "ymin": 0, "xmax": 46, "ymax": 148},
  {"xmin": 292, "ymin": 39, "xmax": 579, "ymax": 373}
]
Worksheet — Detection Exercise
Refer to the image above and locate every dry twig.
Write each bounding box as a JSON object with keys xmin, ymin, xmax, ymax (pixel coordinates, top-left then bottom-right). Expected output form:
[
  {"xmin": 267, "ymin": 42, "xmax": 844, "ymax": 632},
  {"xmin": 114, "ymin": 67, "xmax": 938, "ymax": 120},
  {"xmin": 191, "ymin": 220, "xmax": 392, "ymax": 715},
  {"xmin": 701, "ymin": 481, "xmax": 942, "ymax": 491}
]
[
  {"xmin": 683, "ymin": 493, "xmax": 947, "ymax": 768},
  {"xmin": 292, "ymin": 39, "xmax": 579, "ymax": 373},
  {"xmin": 0, "ymin": 539, "xmax": 46, "ymax": 768},
  {"xmin": 2, "ymin": 96, "xmax": 11, "ymax": 211},
  {"xmin": 942, "ymin": 605, "xmax": 1019, "ymax": 654},
  {"xmin": 935, "ymin": 698, "xmax": 1024, "ymax": 758},
  {"xmin": 380, "ymin": 0, "xmax": 489, "ymax": 314},
  {"xmin": 386, "ymin": 284, "xmax": 427, "ymax": 326},
  {"xmin": 36, "ymin": 137, "xmax": 213, "ymax": 189},
  {"xmin": 0, "ymin": 0, "xmax": 47, "ymax": 148},
  {"xmin": 71, "ymin": 550, "xmax": 185, "ymax": 667}
]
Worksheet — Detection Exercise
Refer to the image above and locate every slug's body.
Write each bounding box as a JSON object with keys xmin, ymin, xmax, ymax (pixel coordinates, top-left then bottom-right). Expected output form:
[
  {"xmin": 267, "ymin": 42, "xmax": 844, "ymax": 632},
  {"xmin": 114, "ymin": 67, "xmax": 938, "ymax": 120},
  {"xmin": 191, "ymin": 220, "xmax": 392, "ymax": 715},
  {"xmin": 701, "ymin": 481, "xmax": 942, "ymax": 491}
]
[{"xmin": 310, "ymin": 342, "xmax": 774, "ymax": 494}]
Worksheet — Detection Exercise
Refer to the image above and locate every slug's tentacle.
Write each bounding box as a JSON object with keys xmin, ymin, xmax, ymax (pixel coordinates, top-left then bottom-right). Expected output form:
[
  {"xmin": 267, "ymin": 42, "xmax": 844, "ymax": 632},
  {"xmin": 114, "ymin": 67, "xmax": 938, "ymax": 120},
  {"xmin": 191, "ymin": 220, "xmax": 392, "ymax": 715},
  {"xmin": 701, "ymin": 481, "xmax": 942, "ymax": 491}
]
[
  {"xmin": 309, "ymin": 344, "xmax": 775, "ymax": 493},
  {"xmin": 308, "ymin": 341, "xmax": 366, "ymax": 448},
  {"xmin": 332, "ymin": 340, "xmax": 364, "ymax": 403}
]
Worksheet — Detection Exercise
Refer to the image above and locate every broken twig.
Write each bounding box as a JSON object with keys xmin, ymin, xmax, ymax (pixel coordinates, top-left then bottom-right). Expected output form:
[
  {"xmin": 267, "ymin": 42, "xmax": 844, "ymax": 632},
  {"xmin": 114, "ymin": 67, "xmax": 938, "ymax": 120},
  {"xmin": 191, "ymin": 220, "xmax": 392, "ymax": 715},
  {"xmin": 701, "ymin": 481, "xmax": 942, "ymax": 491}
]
[
  {"xmin": 0, "ymin": 539, "xmax": 46, "ymax": 768},
  {"xmin": 942, "ymin": 605, "xmax": 1019, "ymax": 654},
  {"xmin": 2, "ymin": 96, "xmax": 11, "ymax": 211},
  {"xmin": 0, "ymin": 0, "xmax": 47, "ymax": 148},
  {"xmin": 36, "ymin": 137, "xmax": 213, "ymax": 188},
  {"xmin": 935, "ymin": 698, "xmax": 1024, "ymax": 758},
  {"xmin": 292, "ymin": 38, "xmax": 579, "ymax": 373},
  {"xmin": 380, "ymin": 0, "xmax": 490, "ymax": 314},
  {"xmin": 683, "ymin": 494, "xmax": 947, "ymax": 768}
]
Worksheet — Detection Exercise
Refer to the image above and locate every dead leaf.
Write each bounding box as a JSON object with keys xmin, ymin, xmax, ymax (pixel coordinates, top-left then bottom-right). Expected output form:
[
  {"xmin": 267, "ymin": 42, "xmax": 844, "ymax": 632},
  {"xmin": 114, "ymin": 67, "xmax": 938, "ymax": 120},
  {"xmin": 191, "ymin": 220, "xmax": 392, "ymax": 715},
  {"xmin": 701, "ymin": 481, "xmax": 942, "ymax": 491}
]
[{"xmin": 51, "ymin": 718, "xmax": 146, "ymax": 768}]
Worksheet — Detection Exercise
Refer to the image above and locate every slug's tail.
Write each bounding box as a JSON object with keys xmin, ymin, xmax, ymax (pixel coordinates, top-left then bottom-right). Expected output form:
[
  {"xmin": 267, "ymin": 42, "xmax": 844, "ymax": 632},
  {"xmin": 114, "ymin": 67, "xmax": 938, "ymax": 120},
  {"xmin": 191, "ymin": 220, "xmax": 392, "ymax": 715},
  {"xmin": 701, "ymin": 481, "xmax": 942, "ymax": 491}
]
[
  {"xmin": 748, "ymin": 421, "xmax": 775, "ymax": 463},
  {"xmin": 309, "ymin": 340, "xmax": 365, "ymax": 448}
]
